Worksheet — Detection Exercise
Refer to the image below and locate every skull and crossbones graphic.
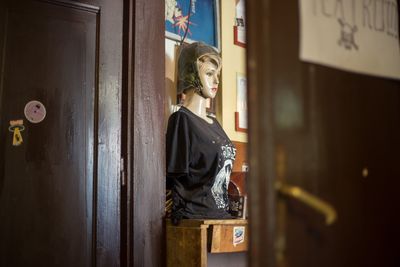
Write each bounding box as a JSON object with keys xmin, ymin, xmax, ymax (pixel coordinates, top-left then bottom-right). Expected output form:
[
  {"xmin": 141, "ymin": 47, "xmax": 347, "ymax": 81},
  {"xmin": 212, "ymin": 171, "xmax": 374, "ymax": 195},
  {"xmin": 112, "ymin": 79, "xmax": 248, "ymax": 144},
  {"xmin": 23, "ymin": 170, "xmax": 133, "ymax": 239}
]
[{"xmin": 338, "ymin": 18, "xmax": 359, "ymax": 50}]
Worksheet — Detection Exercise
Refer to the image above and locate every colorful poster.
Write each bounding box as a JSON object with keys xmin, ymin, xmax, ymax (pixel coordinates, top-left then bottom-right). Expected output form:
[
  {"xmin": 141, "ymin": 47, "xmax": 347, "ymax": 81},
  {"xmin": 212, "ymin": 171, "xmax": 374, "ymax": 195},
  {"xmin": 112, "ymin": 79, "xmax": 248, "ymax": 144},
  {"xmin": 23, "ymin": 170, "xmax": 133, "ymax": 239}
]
[
  {"xmin": 165, "ymin": 0, "xmax": 218, "ymax": 47},
  {"xmin": 299, "ymin": 0, "xmax": 400, "ymax": 80}
]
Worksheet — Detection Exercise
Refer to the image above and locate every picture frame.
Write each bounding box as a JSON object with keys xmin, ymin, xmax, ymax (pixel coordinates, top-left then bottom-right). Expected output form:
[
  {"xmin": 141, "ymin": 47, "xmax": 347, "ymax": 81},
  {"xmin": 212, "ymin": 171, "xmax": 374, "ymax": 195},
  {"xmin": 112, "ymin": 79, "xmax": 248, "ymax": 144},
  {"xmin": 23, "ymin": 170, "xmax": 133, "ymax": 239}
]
[
  {"xmin": 233, "ymin": 25, "xmax": 246, "ymax": 48},
  {"xmin": 235, "ymin": 73, "xmax": 247, "ymax": 132},
  {"xmin": 165, "ymin": 0, "xmax": 221, "ymax": 49},
  {"xmin": 233, "ymin": 0, "xmax": 246, "ymax": 47}
]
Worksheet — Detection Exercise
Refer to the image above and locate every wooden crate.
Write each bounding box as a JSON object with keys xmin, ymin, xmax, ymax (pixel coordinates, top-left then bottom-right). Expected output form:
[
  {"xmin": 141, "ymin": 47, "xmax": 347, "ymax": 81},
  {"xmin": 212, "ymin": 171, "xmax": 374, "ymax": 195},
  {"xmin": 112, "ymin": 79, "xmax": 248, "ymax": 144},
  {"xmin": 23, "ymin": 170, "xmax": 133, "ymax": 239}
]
[{"xmin": 166, "ymin": 219, "xmax": 248, "ymax": 267}]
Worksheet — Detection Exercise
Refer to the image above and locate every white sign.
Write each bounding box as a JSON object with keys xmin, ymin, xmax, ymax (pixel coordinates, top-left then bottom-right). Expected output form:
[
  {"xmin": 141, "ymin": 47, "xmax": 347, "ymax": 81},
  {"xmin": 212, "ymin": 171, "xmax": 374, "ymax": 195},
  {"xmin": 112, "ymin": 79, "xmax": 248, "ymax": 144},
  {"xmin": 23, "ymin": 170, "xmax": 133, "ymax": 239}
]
[
  {"xmin": 236, "ymin": 74, "xmax": 247, "ymax": 129},
  {"xmin": 299, "ymin": 0, "xmax": 400, "ymax": 80}
]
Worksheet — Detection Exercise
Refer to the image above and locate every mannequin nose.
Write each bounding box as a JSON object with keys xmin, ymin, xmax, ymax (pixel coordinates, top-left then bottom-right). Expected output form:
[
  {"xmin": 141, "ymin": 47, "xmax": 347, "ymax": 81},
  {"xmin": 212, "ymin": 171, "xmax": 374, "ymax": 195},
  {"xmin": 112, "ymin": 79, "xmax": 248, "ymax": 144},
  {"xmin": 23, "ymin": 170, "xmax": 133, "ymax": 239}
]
[{"xmin": 214, "ymin": 75, "xmax": 219, "ymax": 84}]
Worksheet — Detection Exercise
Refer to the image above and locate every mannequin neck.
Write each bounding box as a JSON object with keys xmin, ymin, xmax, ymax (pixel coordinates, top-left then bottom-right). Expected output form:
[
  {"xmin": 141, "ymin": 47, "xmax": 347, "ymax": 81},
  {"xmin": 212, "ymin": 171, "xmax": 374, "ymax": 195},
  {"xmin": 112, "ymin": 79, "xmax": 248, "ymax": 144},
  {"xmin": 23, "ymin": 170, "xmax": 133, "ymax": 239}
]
[{"xmin": 183, "ymin": 88, "xmax": 213, "ymax": 123}]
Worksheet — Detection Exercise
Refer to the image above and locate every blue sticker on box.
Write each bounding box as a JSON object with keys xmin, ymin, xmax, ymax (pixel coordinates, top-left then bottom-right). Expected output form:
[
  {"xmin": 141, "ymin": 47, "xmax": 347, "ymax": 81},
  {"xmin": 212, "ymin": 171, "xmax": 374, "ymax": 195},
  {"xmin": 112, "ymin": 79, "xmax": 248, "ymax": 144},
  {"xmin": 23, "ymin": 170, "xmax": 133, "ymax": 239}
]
[{"xmin": 233, "ymin": 226, "xmax": 245, "ymax": 246}]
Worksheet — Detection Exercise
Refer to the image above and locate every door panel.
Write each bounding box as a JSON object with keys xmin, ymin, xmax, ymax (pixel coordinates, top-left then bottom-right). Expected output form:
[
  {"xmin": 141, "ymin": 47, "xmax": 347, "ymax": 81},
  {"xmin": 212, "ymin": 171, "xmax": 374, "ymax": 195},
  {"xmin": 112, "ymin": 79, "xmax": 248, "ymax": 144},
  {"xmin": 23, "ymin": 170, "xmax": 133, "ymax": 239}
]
[
  {"xmin": 0, "ymin": 2, "xmax": 96, "ymax": 266},
  {"xmin": 247, "ymin": 0, "xmax": 400, "ymax": 266},
  {"xmin": 0, "ymin": 1, "xmax": 123, "ymax": 266},
  {"xmin": 305, "ymin": 67, "xmax": 400, "ymax": 267},
  {"xmin": 281, "ymin": 67, "xmax": 400, "ymax": 267}
]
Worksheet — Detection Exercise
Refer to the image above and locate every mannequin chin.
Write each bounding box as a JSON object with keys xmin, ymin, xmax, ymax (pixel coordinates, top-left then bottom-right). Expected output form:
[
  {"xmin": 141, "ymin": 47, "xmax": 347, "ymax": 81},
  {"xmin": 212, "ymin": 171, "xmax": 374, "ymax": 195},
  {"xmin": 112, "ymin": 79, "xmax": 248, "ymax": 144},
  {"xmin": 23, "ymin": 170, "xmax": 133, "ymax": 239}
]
[{"xmin": 182, "ymin": 88, "xmax": 213, "ymax": 124}]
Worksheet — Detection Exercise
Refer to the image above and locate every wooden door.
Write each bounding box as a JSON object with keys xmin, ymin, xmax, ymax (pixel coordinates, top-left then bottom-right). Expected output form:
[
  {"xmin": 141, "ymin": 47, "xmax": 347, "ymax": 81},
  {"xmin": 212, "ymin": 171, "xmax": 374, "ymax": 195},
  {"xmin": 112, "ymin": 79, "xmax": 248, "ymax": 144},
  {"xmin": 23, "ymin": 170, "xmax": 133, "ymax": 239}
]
[
  {"xmin": 247, "ymin": 1, "xmax": 400, "ymax": 267},
  {"xmin": 0, "ymin": 1, "xmax": 123, "ymax": 266}
]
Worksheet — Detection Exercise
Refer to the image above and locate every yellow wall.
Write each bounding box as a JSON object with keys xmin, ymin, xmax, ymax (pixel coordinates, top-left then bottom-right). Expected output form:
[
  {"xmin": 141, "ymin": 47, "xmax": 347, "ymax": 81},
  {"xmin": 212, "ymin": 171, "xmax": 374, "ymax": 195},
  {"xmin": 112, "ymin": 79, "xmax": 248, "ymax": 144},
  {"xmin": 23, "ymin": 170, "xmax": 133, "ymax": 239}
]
[{"xmin": 220, "ymin": 0, "xmax": 247, "ymax": 142}]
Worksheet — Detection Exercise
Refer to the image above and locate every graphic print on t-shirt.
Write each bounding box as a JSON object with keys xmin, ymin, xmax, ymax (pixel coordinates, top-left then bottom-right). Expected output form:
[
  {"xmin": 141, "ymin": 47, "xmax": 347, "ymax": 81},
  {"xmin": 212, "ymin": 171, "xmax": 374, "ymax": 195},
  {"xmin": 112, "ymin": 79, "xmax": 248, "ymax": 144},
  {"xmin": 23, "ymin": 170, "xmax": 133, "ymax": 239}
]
[{"xmin": 211, "ymin": 144, "xmax": 236, "ymax": 209}]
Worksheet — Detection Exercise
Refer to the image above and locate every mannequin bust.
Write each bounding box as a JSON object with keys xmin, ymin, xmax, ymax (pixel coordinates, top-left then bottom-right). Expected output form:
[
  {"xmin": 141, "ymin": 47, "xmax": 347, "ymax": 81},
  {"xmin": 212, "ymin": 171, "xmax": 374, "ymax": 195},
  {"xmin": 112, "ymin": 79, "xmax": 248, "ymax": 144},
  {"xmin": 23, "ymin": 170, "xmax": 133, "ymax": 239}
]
[{"xmin": 166, "ymin": 42, "xmax": 236, "ymax": 222}]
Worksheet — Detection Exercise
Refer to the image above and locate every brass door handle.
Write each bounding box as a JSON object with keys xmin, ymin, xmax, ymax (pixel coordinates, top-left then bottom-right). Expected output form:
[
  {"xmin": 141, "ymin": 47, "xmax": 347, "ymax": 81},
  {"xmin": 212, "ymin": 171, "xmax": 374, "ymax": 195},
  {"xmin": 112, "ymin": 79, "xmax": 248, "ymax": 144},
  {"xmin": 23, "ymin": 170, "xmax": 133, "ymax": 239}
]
[{"xmin": 275, "ymin": 182, "xmax": 338, "ymax": 225}]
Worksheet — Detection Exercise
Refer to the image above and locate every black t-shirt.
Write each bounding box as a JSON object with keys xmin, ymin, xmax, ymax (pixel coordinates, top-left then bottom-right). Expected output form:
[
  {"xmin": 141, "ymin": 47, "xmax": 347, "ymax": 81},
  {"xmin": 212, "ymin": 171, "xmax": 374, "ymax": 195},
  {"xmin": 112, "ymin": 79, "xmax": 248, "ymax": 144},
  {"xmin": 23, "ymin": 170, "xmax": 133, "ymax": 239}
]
[{"xmin": 166, "ymin": 106, "xmax": 236, "ymax": 219}]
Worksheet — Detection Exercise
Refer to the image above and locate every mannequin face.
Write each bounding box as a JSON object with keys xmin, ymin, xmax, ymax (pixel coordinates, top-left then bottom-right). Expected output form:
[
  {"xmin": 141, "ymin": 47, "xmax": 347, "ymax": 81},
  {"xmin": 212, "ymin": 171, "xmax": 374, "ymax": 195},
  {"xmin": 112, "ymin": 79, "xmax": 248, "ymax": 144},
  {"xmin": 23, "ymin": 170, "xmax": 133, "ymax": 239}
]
[{"xmin": 197, "ymin": 59, "xmax": 220, "ymax": 99}]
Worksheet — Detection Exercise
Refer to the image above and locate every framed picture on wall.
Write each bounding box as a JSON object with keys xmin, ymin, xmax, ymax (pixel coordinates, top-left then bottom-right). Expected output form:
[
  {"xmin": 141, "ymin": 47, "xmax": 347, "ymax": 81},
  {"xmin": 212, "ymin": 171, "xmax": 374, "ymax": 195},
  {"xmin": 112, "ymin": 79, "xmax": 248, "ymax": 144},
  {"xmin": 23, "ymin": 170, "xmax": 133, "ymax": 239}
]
[
  {"xmin": 165, "ymin": 0, "xmax": 220, "ymax": 49},
  {"xmin": 235, "ymin": 73, "xmax": 247, "ymax": 132},
  {"xmin": 233, "ymin": 0, "xmax": 246, "ymax": 47}
]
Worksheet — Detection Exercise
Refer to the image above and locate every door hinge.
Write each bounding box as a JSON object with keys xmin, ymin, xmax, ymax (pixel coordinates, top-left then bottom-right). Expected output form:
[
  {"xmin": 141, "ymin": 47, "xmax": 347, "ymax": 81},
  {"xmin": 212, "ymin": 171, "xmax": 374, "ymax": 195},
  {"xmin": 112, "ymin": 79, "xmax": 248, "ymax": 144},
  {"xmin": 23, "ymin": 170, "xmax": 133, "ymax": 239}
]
[{"xmin": 120, "ymin": 157, "xmax": 126, "ymax": 187}]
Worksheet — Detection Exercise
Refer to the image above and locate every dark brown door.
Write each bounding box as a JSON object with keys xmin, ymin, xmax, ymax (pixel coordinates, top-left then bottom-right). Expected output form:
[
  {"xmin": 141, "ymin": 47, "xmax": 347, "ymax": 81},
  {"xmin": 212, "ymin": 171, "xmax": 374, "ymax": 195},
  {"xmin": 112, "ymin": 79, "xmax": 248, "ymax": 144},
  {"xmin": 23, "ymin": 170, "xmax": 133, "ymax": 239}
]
[
  {"xmin": 0, "ymin": 1, "xmax": 123, "ymax": 266},
  {"xmin": 247, "ymin": 1, "xmax": 400, "ymax": 267}
]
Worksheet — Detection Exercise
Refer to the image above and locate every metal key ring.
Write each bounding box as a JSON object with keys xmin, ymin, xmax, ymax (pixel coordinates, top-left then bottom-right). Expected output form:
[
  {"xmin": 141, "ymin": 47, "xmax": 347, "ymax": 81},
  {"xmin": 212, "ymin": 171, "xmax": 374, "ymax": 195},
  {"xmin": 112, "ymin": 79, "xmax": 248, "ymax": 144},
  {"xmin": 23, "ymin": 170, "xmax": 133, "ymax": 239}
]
[{"xmin": 8, "ymin": 125, "xmax": 25, "ymax": 132}]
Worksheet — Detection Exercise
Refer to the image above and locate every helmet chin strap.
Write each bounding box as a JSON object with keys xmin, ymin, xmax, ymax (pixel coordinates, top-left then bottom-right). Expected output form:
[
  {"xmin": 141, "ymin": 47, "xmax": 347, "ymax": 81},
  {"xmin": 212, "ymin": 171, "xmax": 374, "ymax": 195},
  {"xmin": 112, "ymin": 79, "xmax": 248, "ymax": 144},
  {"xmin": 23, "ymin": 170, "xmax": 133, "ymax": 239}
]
[
  {"xmin": 193, "ymin": 60, "xmax": 207, "ymax": 98},
  {"xmin": 195, "ymin": 86, "xmax": 206, "ymax": 98},
  {"xmin": 192, "ymin": 69, "xmax": 206, "ymax": 98}
]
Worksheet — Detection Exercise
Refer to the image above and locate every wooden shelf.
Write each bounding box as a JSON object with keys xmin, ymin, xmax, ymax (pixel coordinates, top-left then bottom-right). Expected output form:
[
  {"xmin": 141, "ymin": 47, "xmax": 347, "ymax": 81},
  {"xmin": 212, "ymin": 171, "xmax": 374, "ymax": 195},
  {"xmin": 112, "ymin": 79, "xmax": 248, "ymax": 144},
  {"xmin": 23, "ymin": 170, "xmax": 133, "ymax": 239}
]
[
  {"xmin": 167, "ymin": 219, "xmax": 248, "ymax": 267},
  {"xmin": 167, "ymin": 219, "xmax": 247, "ymax": 227}
]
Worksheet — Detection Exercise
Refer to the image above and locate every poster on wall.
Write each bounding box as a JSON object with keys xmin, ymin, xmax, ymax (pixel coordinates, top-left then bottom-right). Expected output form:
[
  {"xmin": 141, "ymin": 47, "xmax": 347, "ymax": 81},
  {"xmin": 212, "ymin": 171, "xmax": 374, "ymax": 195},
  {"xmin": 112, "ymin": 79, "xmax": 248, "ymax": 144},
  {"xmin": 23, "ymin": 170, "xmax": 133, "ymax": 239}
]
[
  {"xmin": 299, "ymin": 0, "xmax": 400, "ymax": 80},
  {"xmin": 165, "ymin": 0, "xmax": 219, "ymax": 48}
]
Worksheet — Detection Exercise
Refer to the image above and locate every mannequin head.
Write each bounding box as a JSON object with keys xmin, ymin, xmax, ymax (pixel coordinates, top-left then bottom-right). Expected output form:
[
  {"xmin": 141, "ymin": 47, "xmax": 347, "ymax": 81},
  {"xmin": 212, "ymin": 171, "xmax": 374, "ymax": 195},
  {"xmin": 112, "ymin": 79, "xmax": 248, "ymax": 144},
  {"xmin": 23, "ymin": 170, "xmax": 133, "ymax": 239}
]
[{"xmin": 177, "ymin": 42, "xmax": 221, "ymax": 98}]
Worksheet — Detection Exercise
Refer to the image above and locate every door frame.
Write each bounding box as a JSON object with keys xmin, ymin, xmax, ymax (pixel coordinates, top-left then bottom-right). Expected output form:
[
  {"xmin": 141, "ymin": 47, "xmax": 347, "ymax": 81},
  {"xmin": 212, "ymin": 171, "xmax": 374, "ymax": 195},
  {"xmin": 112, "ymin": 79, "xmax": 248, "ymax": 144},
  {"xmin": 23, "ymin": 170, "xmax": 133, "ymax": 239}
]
[
  {"xmin": 124, "ymin": 0, "xmax": 281, "ymax": 266},
  {"xmin": 123, "ymin": 0, "xmax": 165, "ymax": 266},
  {"xmin": 124, "ymin": 0, "xmax": 274, "ymax": 265},
  {"xmin": 246, "ymin": 0, "xmax": 276, "ymax": 266}
]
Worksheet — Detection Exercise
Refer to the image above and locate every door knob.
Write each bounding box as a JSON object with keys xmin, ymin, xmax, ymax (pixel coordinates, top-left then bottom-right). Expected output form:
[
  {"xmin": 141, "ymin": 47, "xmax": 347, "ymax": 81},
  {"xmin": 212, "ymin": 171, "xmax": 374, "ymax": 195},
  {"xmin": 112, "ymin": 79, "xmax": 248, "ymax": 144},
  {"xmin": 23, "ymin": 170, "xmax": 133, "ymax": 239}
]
[{"xmin": 275, "ymin": 182, "xmax": 338, "ymax": 225}]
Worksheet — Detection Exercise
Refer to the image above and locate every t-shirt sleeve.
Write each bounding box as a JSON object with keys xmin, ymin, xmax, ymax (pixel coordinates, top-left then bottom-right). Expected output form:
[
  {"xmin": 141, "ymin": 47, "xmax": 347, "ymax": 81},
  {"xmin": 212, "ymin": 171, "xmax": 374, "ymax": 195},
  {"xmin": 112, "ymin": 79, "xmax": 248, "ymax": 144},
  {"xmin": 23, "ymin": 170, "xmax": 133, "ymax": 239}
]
[{"xmin": 166, "ymin": 112, "xmax": 190, "ymax": 176}]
